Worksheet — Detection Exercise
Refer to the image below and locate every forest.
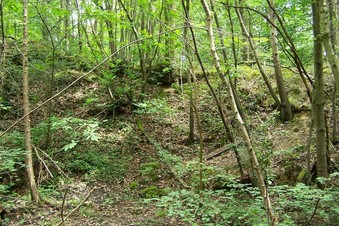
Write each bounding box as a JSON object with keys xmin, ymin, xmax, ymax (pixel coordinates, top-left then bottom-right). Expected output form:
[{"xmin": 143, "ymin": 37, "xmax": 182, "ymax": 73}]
[{"xmin": 0, "ymin": 0, "xmax": 339, "ymax": 225}]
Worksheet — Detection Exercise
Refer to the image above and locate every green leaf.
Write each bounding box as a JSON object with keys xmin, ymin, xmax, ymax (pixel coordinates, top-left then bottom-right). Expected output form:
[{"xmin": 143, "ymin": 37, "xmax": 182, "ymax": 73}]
[{"xmin": 63, "ymin": 140, "xmax": 78, "ymax": 151}]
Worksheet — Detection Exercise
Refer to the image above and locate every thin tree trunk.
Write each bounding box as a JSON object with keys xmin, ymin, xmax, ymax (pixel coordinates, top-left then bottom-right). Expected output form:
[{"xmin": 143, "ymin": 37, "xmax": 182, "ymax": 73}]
[
  {"xmin": 265, "ymin": 0, "xmax": 313, "ymax": 101},
  {"xmin": 312, "ymin": 0, "xmax": 328, "ymax": 182},
  {"xmin": 210, "ymin": 0, "xmax": 245, "ymax": 180},
  {"xmin": 327, "ymin": 0, "xmax": 338, "ymax": 55},
  {"xmin": 332, "ymin": 86, "xmax": 337, "ymax": 143},
  {"xmin": 321, "ymin": 0, "xmax": 339, "ymax": 89},
  {"xmin": 64, "ymin": 0, "xmax": 71, "ymax": 50},
  {"xmin": 322, "ymin": 0, "xmax": 339, "ymax": 144},
  {"xmin": 118, "ymin": 0, "xmax": 146, "ymax": 80},
  {"xmin": 199, "ymin": 1, "xmax": 276, "ymax": 224},
  {"xmin": 235, "ymin": 1, "xmax": 281, "ymax": 107},
  {"xmin": 182, "ymin": 0, "xmax": 195, "ymax": 144},
  {"xmin": 0, "ymin": 0, "xmax": 6, "ymax": 99},
  {"xmin": 23, "ymin": 0, "xmax": 40, "ymax": 203},
  {"xmin": 268, "ymin": 0, "xmax": 292, "ymax": 121},
  {"xmin": 0, "ymin": 0, "xmax": 6, "ymax": 65},
  {"xmin": 75, "ymin": 0, "xmax": 82, "ymax": 54}
]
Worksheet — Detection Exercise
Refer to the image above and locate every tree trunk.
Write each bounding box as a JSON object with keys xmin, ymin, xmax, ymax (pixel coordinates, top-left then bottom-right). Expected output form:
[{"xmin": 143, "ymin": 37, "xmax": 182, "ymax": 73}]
[
  {"xmin": 322, "ymin": 0, "xmax": 339, "ymax": 143},
  {"xmin": 182, "ymin": 0, "xmax": 195, "ymax": 144},
  {"xmin": 199, "ymin": 0, "xmax": 276, "ymax": 224},
  {"xmin": 23, "ymin": 0, "xmax": 40, "ymax": 203},
  {"xmin": 327, "ymin": 0, "xmax": 338, "ymax": 55},
  {"xmin": 312, "ymin": 0, "xmax": 328, "ymax": 181},
  {"xmin": 268, "ymin": 0, "xmax": 292, "ymax": 121},
  {"xmin": 235, "ymin": 1, "xmax": 281, "ymax": 107},
  {"xmin": 209, "ymin": 0, "xmax": 245, "ymax": 180}
]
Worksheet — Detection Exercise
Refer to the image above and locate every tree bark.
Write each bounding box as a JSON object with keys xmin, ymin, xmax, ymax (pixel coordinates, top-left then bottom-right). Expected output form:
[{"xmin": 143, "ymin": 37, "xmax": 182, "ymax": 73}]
[
  {"xmin": 312, "ymin": 0, "xmax": 328, "ymax": 181},
  {"xmin": 23, "ymin": 0, "xmax": 40, "ymax": 203}
]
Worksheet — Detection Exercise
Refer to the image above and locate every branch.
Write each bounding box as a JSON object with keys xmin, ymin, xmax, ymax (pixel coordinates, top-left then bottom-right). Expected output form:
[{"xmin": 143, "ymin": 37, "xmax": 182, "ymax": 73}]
[
  {"xmin": 60, "ymin": 188, "xmax": 69, "ymax": 224},
  {"xmin": 303, "ymin": 198, "xmax": 321, "ymax": 226},
  {"xmin": 33, "ymin": 145, "xmax": 53, "ymax": 178},
  {"xmin": 33, "ymin": 145, "xmax": 70, "ymax": 180},
  {"xmin": 56, "ymin": 186, "xmax": 97, "ymax": 226}
]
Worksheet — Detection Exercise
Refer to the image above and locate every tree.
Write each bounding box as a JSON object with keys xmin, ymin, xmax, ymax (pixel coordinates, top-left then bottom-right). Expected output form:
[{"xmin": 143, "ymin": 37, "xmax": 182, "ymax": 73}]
[
  {"xmin": 321, "ymin": 0, "xmax": 339, "ymax": 143},
  {"xmin": 312, "ymin": 0, "xmax": 328, "ymax": 181},
  {"xmin": 23, "ymin": 0, "xmax": 40, "ymax": 203},
  {"xmin": 199, "ymin": 0, "xmax": 276, "ymax": 224},
  {"xmin": 235, "ymin": 0, "xmax": 280, "ymax": 107},
  {"xmin": 268, "ymin": 0, "xmax": 292, "ymax": 121}
]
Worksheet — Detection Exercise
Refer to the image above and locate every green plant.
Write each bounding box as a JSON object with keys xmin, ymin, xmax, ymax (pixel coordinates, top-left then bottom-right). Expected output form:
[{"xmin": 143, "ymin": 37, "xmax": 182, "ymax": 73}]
[
  {"xmin": 155, "ymin": 178, "xmax": 270, "ymax": 225},
  {"xmin": 62, "ymin": 145, "xmax": 130, "ymax": 182},
  {"xmin": 0, "ymin": 131, "xmax": 26, "ymax": 194},
  {"xmin": 129, "ymin": 181, "xmax": 139, "ymax": 190},
  {"xmin": 140, "ymin": 161, "xmax": 161, "ymax": 181},
  {"xmin": 134, "ymin": 98, "xmax": 173, "ymax": 115},
  {"xmin": 141, "ymin": 186, "xmax": 169, "ymax": 198}
]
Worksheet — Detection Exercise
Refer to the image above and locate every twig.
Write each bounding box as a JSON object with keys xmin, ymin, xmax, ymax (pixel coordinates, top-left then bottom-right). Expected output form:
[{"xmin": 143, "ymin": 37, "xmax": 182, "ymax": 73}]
[
  {"xmin": 33, "ymin": 146, "xmax": 53, "ymax": 178},
  {"xmin": 33, "ymin": 145, "xmax": 70, "ymax": 180},
  {"xmin": 56, "ymin": 186, "xmax": 97, "ymax": 226},
  {"xmin": 204, "ymin": 142, "xmax": 242, "ymax": 160},
  {"xmin": 60, "ymin": 188, "xmax": 69, "ymax": 225},
  {"xmin": 304, "ymin": 198, "xmax": 321, "ymax": 226},
  {"xmin": 137, "ymin": 120, "xmax": 191, "ymax": 189}
]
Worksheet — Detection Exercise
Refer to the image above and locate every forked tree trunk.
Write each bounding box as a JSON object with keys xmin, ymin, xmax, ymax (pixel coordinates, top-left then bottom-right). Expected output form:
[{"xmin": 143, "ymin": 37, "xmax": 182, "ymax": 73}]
[
  {"xmin": 23, "ymin": 0, "xmax": 40, "ymax": 203},
  {"xmin": 199, "ymin": 0, "xmax": 276, "ymax": 225}
]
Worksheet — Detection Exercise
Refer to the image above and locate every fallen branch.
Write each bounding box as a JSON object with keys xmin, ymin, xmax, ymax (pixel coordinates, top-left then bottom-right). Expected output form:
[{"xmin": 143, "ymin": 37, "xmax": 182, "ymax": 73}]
[
  {"xmin": 137, "ymin": 119, "xmax": 191, "ymax": 189},
  {"xmin": 304, "ymin": 198, "xmax": 320, "ymax": 226},
  {"xmin": 61, "ymin": 188, "xmax": 69, "ymax": 224},
  {"xmin": 56, "ymin": 186, "xmax": 97, "ymax": 226},
  {"xmin": 33, "ymin": 145, "xmax": 53, "ymax": 178},
  {"xmin": 204, "ymin": 142, "xmax": 242, "ymax": 160},
  {"xmin": 33, "ymin": 145, "xmax": 70, "ymax": 180}
]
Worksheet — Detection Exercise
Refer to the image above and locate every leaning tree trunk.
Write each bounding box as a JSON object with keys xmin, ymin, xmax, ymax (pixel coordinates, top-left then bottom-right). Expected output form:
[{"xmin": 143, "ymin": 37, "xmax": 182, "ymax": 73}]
[
  {"xmin": 322, "ymin": 0, "xmax": 339, "ymax": 143},
  {"xmin": 312, "ymin": 0, "xmax": 328, "ymax": 182},
  {"xmin": 235, "ymin": 1, "xmax": 280, "ymax": 107},
  {"xmin": 209, "ymin": 0, "xmax": 246, "ymax": 180},
  {"xmin": 23, "ymin": 0, "xmax": 40, "ymax": 203},
  {"xmin": 199, "ymin": 0, "xmax": 276, "ymax": 225},
  {"xmin": 268, "ymin": 0, "xmax": 292, "ymax": 121}
]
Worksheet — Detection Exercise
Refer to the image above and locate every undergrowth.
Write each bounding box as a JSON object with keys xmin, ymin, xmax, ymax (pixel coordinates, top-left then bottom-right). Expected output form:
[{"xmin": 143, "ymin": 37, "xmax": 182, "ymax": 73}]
[{"xmin": 152, "ymin": 175, "xmax": 339, "ymax": 226}]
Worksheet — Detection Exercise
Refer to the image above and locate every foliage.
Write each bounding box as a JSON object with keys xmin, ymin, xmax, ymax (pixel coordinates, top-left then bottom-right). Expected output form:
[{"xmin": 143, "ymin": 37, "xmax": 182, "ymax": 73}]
[
  {"xmin": 155, "ymin": 180, "xmax": 339, "ymax": 225},
  {"xmin": 134, "ymin": 98, "xmax": 173, "ymax": 115},
  {"xmin": 47, "ymin": 116, "xmax": 132, "ymax": 181},
  {"xmin": 0, "ymin": 131, "xmax": 26, "ymax": 194},
  {"xmin": 46, "ymin": 116, "xmax": 102, "ymax": 150},
  {"xmin": 156, "ymin": 187, "xmax": 266, "ymax": 225},
  {"xmin": 140, "ymin": 161, "xmax": 161, "ymax": 181},
  {"xmin": 141, "ymin": 186, "xmax": 170, "ymax": 198}
]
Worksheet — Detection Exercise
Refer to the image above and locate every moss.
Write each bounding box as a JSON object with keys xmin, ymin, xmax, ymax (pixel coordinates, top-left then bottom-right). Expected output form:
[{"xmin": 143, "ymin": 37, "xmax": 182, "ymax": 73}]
[
  {"xmin": 129, "ymin": 181, "xmax": 139, "ymax": 190},
  {"xmin": 140, "ymin": 186, "xmax": 169, "ymax": 198}
]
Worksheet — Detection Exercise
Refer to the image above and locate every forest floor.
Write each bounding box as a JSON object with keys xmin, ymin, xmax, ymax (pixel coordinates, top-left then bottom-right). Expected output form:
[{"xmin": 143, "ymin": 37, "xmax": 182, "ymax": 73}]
[{"xmin": 1, "ymin": 66, "xmax": 339, "ymax": 225}]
